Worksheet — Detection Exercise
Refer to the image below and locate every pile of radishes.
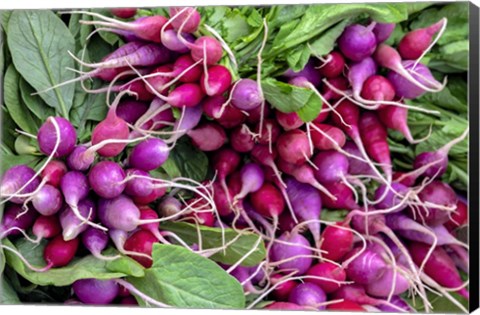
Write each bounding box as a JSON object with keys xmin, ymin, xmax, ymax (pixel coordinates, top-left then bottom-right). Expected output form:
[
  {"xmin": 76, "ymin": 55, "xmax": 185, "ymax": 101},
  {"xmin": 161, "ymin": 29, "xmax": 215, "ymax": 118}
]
[{"xmin": 0, "ymin": 6, "xmax": 470, "ymax": 311}]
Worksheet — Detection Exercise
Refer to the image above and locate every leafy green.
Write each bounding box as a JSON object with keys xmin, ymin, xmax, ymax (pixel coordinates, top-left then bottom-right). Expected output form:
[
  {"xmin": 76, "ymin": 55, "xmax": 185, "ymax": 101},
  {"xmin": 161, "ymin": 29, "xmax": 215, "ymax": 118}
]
[
  {"xmin": 429, "ymin": 40, "xmax": 469, "ymax": 72},
  {"xmin": 405, "ymin": 291, "xmax": 469, "ymax": 313},
  {"xmin": 0, "ymin": 154, "xmax": 41, "ymax": 174},
  {"xmin": 308, "ymin": 19, "xmax": 350, "ymax": 57},
  {"xmin": 19, "ymin": 78, "xmax": 55, "ymax": 121},
  {"xmin": 160, "ymin": 222, "xmax": 266, "ymax": 266},
  {"xmin": 261, "ymin": 78, "xmax": 322, "ymax": 122},
  {"xmin": 162, "ymin": 140, "xmax": 209, "ymax": 182},
  {"xmin": 1, "ymin": 107, "xmax": 17, "ymax": 153},
  {"xmin": 0, "ymin": 276, "xmax": 20, "ymax": 304},
  {"xmin": 3, "ymin": 65, "xmax": 40, "ymax": 133},
  {"xmin": 321, "ymin": 209, "xmax": 349, "ymax": 222},
  {"xmin": 7, "ymin": 10, "xmax": 76, "ymax": 118},
  {"xmin": 2, "ymin": 238, "xmax": 128, "ymax": 286},
  {"xmin": 105, "ymin": 253, "xmax": 145, "ymax": 278},
  {"xmin": 127, "ymin": 244, "xmax": 245, "ymax": 309}
]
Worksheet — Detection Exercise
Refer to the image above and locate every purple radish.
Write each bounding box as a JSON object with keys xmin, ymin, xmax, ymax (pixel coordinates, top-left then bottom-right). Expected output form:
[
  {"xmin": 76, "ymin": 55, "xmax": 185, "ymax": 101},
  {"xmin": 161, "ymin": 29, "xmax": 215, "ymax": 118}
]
[
  {"xmin": 73, "ymin": 279, "xmax": 119, "ymax": 305},
  {"xmin": 67, "ymin": 146, "xmax": 95, "ymax": 171},
  {"xmin": 31, "ymin": 184, "xmax": 63, "ymax": 216},
  {"xmin": 60, "ymin": 199, "xmax": 96, "ymax": 241},
  {"xmin": 288, "ymin": 282, "xmax": 327, "ymax": 310},
  {"xmin": 32, "ymin": 215, "xmax": 61, "ymax": 241},
  {"xmin": 124, "ymin": 169, "xmax": 153, "ymax": 197},
  {"xmin": 128, "ymin": 138, "xmax": 169, "ymax": 171},
  {"xmin": 0, "ymin": 203, "xmax": 38, "ymax": 237},
  {"xmin": 88, "ymin": 161, "xmax": 126, "ymax": 199},
  {"xmin": 231, "ymin": 79, "xmax": 263, "ymax": 111},
  {"xmin": 233, "ymin": 163, "xmax": 265, "ymax": 201},
  {"xmin": 1, "ymin": 165, "xmax": 41, "ymax": 204},
  {"xmin": 270, "ymin": 231, "xmax": 313, "ymax": 276},
  {"xmin": 187, "ymin": 122, "xmax": 227, "ymax": 152},
  {"xmin": 372, "ymin": 22, "xmax": 396, "ymax": 43},
  {"xmin": 338, "ymin": 23, "xmax": 377, "ymax": 61},
  {"xmin": 37, "ymin": 117, "xmax": 77, "ymax": 157}
]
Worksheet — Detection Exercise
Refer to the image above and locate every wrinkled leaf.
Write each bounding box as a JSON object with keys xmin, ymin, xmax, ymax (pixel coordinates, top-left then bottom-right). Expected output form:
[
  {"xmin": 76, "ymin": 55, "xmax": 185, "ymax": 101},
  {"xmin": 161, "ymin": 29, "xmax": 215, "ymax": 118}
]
[
  {"xmin": 2, "ymin": 238, "xmax": 127, "ymax": 286},
  {"xmin": 164, "ymin": 140, "xmax": 209, "ymax": 182},
  {"xmin": 19, "ymin": 78, "xmax": 55, "ymax": 121},
  {"xmin": 429, "ymin": 40, "xmax": 469, "ymax": 72},
  {"xmin": 127, "ymin": 244, "xmax": 245, "ymax": 309},
  {"xmin": 160, "ymin": 222, "xmax": 266, "ymax": 266},
  {"xmin": 7, "ymin": 10, "xmax": 76, "ymax": 118},
  {"xmin": 3, "ymin": 65, "xmax": 40, "ymax": 133}
]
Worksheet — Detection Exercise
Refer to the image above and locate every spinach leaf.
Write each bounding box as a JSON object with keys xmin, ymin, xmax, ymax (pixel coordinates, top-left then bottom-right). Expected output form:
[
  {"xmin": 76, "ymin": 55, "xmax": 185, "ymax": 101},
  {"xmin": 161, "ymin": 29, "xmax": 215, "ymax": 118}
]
[
  {"xmin": 160, "ymin": 222, "xmax": 266, "ymax": 266},
  {"xmin": 105, "ymin": 253, "xmax": 145, "ymax": 278},
  {"xmin": 162, "ymin": 140, "xmax": 209, "ymax": 182},
  {"xmin": 261, "ymin": 78, "xmax": 322, "ymax": 122},
  {"xmin": 3, "ymin": 65, "xmax": 40, "ymax": 133},
  {"xmin": 0, "ymin": 276, "xmax": 20, "ymax": 304},
  {"xmin": 0, "ymin": 154, "xmax": 40, "ymax": 174},
  {"xmin": 127, "ymin": 244, "xmax": 245, "ymax": 309},
  {"xmin": 0, "ymin": 10, "xmax": 12, "ymax": 32},
  {"xmin": 1, "ymin": 107, "xmax": 17, "ymax": 153},
  {"xmin": 429, "ymin": 40, "xmax": 469, "ymax": 73},
  {"xmin": 19, "ymin": 78, "xmax": 55, "ymax": 121},
  {"xmin": 2, "ymin": 238, "xmax": 128, "ymax": 286},
  {"xmin": 7, "ymin": 10, "xmax": 76, "ymax": 119}
]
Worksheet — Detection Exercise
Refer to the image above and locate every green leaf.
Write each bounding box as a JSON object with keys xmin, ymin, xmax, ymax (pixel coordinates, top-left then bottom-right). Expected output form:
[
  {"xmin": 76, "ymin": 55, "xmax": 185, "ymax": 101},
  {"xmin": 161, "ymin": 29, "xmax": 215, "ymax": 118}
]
[
  {"xmin": 1, "ymin": 107, "xmax": 17, "ymax": 152},
  {"xmin": 405, "ymin": 291, "xmax": 469, "ymax": 313},
  {"xmin": 0, "ymin": 10, "xmax": 12, "ymax": 32},
  {"xmin": 127, "ymin": 244, "xmax": 245, "ymax": 309},
  {"xmin": 163, "ymin": 140, "xmax": 209, "ymax": 182},
  {"xmin": 0, "ymin": 154, "xmax": 40, "ymax": 174},
  {"xmin": 160, "ymin": 222, "xmax": 266, "ymax": 266},
  {"xmin": 286, "ymin": 45, "xmax": 311, "ymax": 72},
  {"xmin": 105, "ymin": 252, "xmax": 145, "ymax": 278},
  {"xmin": 419, "ymin": 77, "xmax": 467, "ymax": 113},
  {"xmin": 7, "ymin": 10, "xmax": 76, "ymax": 119},
  {"xmin": 429, "ymin": 40, "xmax": 469, "ymax": 72},
  {"xmin": 3, "ymin": 65, "xmax": 40, "ymax": 133},
  {"xmin": 321, "ymin": 209, "xmax": 349, "ymax": 222},
  {"xmin": 0, "ymin": 276, "xmax": 20, "ymax": 304},
  {"xmin": 2, "ymin": 238, "xmax": 128, "ymax": 286},
  {"xmin": 261, "ymin": 78, "xmax": 322, "ymax": 122},
  {"xmin": 19, "ymin": 78, "xmax": 55, "ymax": 120},
  {"xmin": 308, "ymin": 19, "xmax": 350, "ymax": 57}
]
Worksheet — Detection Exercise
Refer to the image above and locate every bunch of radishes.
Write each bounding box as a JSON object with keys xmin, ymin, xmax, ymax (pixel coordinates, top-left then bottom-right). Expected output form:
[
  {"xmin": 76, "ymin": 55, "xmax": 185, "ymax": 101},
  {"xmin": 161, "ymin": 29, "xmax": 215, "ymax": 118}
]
[{"xmin": 0, "ymin": 6, "xmax": 470, "ymax": 311}]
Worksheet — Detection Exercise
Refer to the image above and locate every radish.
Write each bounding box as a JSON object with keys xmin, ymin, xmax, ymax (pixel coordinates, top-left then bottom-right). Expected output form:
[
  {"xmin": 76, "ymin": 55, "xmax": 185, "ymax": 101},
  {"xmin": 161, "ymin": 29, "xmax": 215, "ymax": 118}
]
[
  {"xmin": 344, "ymin": 245, "xmax": 388, "ymax": 284},
  {"xmin": 288, "ymin": 282, "xmax": 327, "ymax": 310},
  {"xmin": 161, "ymin": 30, "xmax": 195, "ymax": 53},
  {"xmin": 231, "ymin": 79, "xmax": 263, "ymax": 111},
  {"xmin": 398, "ymin": 18, "xmax": 447, "ymax": 60},
  {"xmin": 123, "ymin": 229, "xmax": 158, "ymax": 268},
  {"xmin": 317, "ymin": 51, "xmax": 345, "ymax": 78},
  {"xmin": 60, "ymin": 199, "xmax": 96, "ymax": 241},
  {"xmin": 32, "ymin": 215, "xmax": 61, "ymax": 241},
  {"xmin": 168, "ymin": 7, "xmax": 201, "ymax": 33},
  {"xmin": 173, "ymin": 54, "xmax": 202, "ymax": 83},
  {"xmin": 81, "ymin": 227, "xmax": 119, "ymax": 261},
  {"xmin": 88, "ymin": 161, "xmax": 126, "ymax": 199},
  {"xmin": 157, "ymin": 196, "xmax": 182, "ymax": 218},
  {"xmin": 270, "ymin": 274, "xmax": 298, "ymax": 301},
  {"xmin": 378, "ymin": 105, "xmax": 421, "ymax": 144},
  {"xmin": 376, "ymin": 296, "xmax": 413, "ymax": 312},
  {"xmin": 212, "ymin": 147, "xmax": 241, "ymax": 197},
  {"xmin": 37, "ymin": 117, "xmax": 77, "ymax": 157},
  {"xmin": 116, "ymin": 100, "xmax": 149, "ymax": 125},
  {"xmin": 110, "ymin": 8, "xmax": 137, "ymax": 19},
  {"xmin": 253, "ymin": 119, "xmax": 281, "ymax": 146},
  {"xmin": 270, "ymin": 231, "xmax": 313, "ymax": 276},
  {"xmin": 284, "ymin": 59, "xmax": 322, "ymax": 86},
  {"xmin": 31, "ymin": 184, "xmax": 63, "ymax": 216},
  {"xmin": 1, "ymin": 165, "xmax": 41, "ymax": 204},
  {"xmin": 319, "ymin": 181, "xmax": 358, "ymax": 210},
  {"xmin": 124, "ymin": 169, "xmax": 153, "ymax": 198},
  {"xmin": 40, "ymin": 160, "xmax": 67, "ymax": 188},
  {"xmin": 310, "ymin": 123, "xmax": 346, "ymax": 150},
  {"xmin": 233, "ymin": 163, "xmax": 265, "ymax": 201},
  {"xmin": 445, "ymin": 199, "xmax": 468, "ymax": 231},
  {"xmin": 250, "ymin": 183, "xmax": 285, "ymax": 218},
  {"xmin": 275, "ymin": 110, "xmax": 304, "ymax": 131},
  {"xmin": 322, "ymin": 77, "xmax": 349, "ymax": 101},
  {"xmin": 44, "ymin": 234, "xmax": 79, "ymax": 268},
  {"xmin": 360, "ymin": 75, "xmax": 395, "ymax": 108},
  {"xmin": 319, "ymin": 222, "xmax": 354, "ymax": 262},
  {"xmin": 265, "ymin": 302, "xmax": 306, "ymax": 310},
  {"xmin": 409, "ymin": 241, "xmax": 469, "ymax": 299},
  {"xmin": 73, "ymin": 279, "xmax": 119, "ymax": 305},
  {"xmin": 203, "ymin": 95, "xmax": 246, "ymax": 128},
  {"xmin": 67, "ymin": 146, "xmax": 95, "ymax": 171},
  {"xmin": 415, "ymin": 181, "xmax": 458, "ymax": 226},
  {"xmin": 0, "ymin": 203, "xmax": 38, "ymax": 237},
  {"xmin": 327, "ymin": 300, "xmax": 365, "ymax": 311},
  {"xmin": 276, "ymin": 130, "xmax": 312, "ymax": 166},
  {"xmin": 305, "ymin": 262, "xmax": 347, "ymax": 293},
  {"xmin": 338, "ymin": 23, "xmax": 377, "ymax": 61},
  {"xmin": 187, "ymin": 122, "xmax": 227, "ymax": 152},
  {"xmin": 366, "ymin": 266, "xmax": 410, "ymax": 297},
  {"xmin": 200, "ymin": 65, "xmax": 232, "ymax": 96},
  {"xmin": 250, "ymin": 145, "xmax": 284, "ymax": 187},
  {"xmin": 372, "ymin": 22, "xmax": 396, "ymax": 43},
  {"xmin": 128, "ymin": 138, "xmax": 169, "ymax": 171},
  {"xmin": 230, "ymin": 125, "xmax": 255, "ymax": 153}
]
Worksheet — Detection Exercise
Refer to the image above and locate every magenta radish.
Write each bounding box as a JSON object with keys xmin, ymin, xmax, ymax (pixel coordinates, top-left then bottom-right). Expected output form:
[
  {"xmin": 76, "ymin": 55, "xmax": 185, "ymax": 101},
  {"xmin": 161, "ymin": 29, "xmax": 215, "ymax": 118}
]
[
  {"xmin": 270, "ymin": 274, "xmax": 298, "ymax": 301},
  {"xmin": 413, "ymin": 128, "xmax": 469, "ymax": 179},
  {"xmin": 270, "ymin": 231, "xmax": 313, "ymax": 276},
  {"xmin": 312, "ymin": 150, "xmax": 350, "ymax": 184},
  {"xmin": 110, "ymin": 8, "xmax": 137, "ymax": 19},
  {"xmin": 288, "ymin": 282, "xmax": 327, "ymax": 310},
  {"xmin": 445, "ymin": 200, "xmax": 468, "ymax": 231},
  {"xmin": 41, "ymin": 160, "xmax": 67, "ymax": 188},
  {"xmin": 338, "ymin": 23, "xmax": 377, "ymax": 61},
  {"xmin": 342, "ymin": 142, "xmax": 376, "ymax": 177},
  {"xmin": 128, "ymin": 138, "xmax": 169, "ymax": 171},
  {"xmin": 67, "ymin": 146, "xmax": 95, "ymax": 171},
  {"xmin": 317, "ymin": 51, "xmax": 345, "ymax": 78},
  {"xmin": 37, "ymin": 117, "xmax": 77, "ymax": 157},
  {"xmin": 73, "ymin": 279, "xmax": 119, "ymax": 305},
  {"xmin": 202, "ymin": 95, "xmax": 246, "ymax": 128},
  {"xmin": 81, "ymin": 227, "xmax": 115, "ymax": 260},
  {"xmin": 284, "ymin": 177, "xmax": 322, "ymax": 243},
  {"xmin": 169, "ymin": 7, "xmax": 201, "ymax": 33},
  {"xmin": 265, "ymin": 302, "xmax": 306, "ymax": 310},
  {"xmin": 233, "ymin": 163, "xmax": 265, "ymax": 201},
  {"xmin": 322, "ymin": 76, "xmax": 349, "ymax": 101},
  {"xmin": 374, "ymin": 182, "xmax": 409, "ymax": 212},
  {"xmin": 360, "ymin": 75, "xmax": 395, "ymax": 107},
  {"xmin": 415, "ymin": 181, "xmax": 457, "ymax": 226},
  {"xmin": 161, "ymin": 29, "xmax": 195, "ymax": 53},
  {"xmin": 44, "ymin": 234, "xmax": 79, "ymax": 268},
  {"xmin": 124, "ymin": 169, "xmax": 153, "ymax": 197},
  {"xmin": 132, "ymin": 186, "xmax": 166, "ymax": 206},
  {"xmin": 0, "ymin": 165, "xmax": 41, "ymax": 204},
  {"xmin": 319, "ymin": 222, "xmax": 354, "ymax": 262},
  {"xmin": 276, "ymin": 130, "xmax": 312, "ymax": 166},
  {"xmin": 409, "ymin": 241, "xmax": 469, "ymax": 299},
  {"xmin": 144, "ymin": 64, "xmax": 174, "ymax": 95},
  {"xmin": 88, "ymin": 161, "xmax": 126, "ymax": 199},
  {"xmin": 173, "ymin": 54, "xmax": 202, "ymax": 83},
  {"xmin": 90, "ymin": 94, "xmax": 130, "ymax": 158},
  {"xmin": 32, "ymin": 215, "xmax": 61, "ymax": 241},
  {"xmin": 200, "ymin": 65, "xmax": 232, "ymax": 96},
  {"xmin": 253, "ymin": 119, "xmax": 281, "ymax": 146},
  {"xmin": 138, "ymin": 208, "xmax": 169, "ymax": 242},
  {"xmin": 250, "ymin": 145, "xmax": 284, "ymax": 186},
  {"xmin": 61, "ymin": 199, "xmax": 96, "ymax": 241},
  {"xmin": 378, "ymin": 105, "xmax": 419, "ymax": 144},
  {"xmin": 250, "ymin": 183, "xmax": 285, "ymax": 218},
  {"xmin": 246, "ymin": 103, "xmax": 271, "ymax": 124},
  {"xmin": 398, "ymin": 18, "xmax": 446, "ymax": 60},
  {"xmin": 115, "ymin": 99, "xmax": 149, "ymax": 124},
  {"xmin": 0, "ymin": 203, "xmax": 38, "ymax": 237},
  {"xmin": 344, "ymin": 245, "xmax": 388, "ymax": 284},
  {"xmin": 188, "ymin": 36, "xmax": 223, "ymax": 65},
  {"xmin": 376, "ymin": 296, "xmax": 413, "ymax": 312},
  {"xmin": 275, "ymin": 110, "xmax": 304, "ymax": 131},
  {"xmin": 372, "ymin": 22, "xmax": 396, "ymax": 43},
  {"xmin": 123, "ymin": 229, "xmax": 158, "ymax": 268},
  {"xmin": 327, "ymin": 300, "xmax": 366, "ymax": 311},
  {"xmin": 306, "ymin": 262, "xmax": 347, "ymax": 293},
  {"xmin": 187, "ymin": 122, "xmax": 227, "ymax": 151},
  {"xmin": 359, "ymin": 111, "xmax": 392, "ymax": 179},
  {"xmin": 284, "ymin": 59, "xmax": 322, "ymax": 86},
  {"xmin": 366, "ymin": 266, "xmax": 410, "ymax": 297},
  {"xmin": 31, "ymin": 184, "xmax": 63, "ymax": 216},
  {"xmin": 230, "ymin": 125, "xmax": 255, "ymax": 153},
  {"xmin": 320, "ymin": 181, "xmax": 358, "ymax": 210},
  {"xmin": 211, "ymin": 182, "xmax": 234, "ymax": 217},
  {"xmin": 310, "ymin": 123, "xmax": 346, "ymax": 150},
  {"xmin": 231, "ymin": 79, "xmax": 263, "ymax": 111}
]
